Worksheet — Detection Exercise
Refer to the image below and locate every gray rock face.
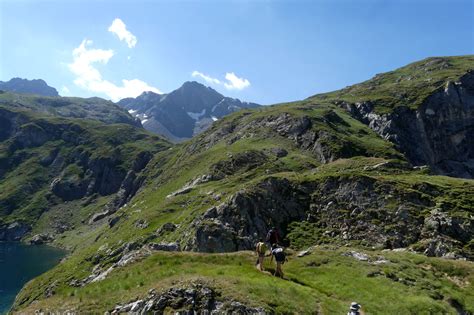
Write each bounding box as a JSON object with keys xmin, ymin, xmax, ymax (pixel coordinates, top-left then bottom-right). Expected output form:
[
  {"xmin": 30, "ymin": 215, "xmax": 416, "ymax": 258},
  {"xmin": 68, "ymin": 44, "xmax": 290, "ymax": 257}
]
[
  {"xmin": 187, "ymin": 177, "xmax": 309, "ymax": 252},
  {"xmin": 186, "ymin": 176, "xmax": 473, "ymax": 259},
  {"xmin": 30, "ymin": 233, "xmax": 54, "ymax": 245},
  {"xmin": 110, "ymin": 283, "xmax": 265, "ymax": 314},
  {"xmin": 343, "ymin": 71, "xmax": 474, "ymax": 178}
]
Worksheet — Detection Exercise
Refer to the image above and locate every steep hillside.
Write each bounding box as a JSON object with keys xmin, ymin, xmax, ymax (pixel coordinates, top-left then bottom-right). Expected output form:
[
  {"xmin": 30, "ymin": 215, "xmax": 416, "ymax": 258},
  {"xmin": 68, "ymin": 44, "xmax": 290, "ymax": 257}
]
[
  {"xmin": 8, "ymin": 56, "xmax": 474, "ymax": 314},
  {"xmin": 310, "ymin": 56, "xmax": 474, "ymax": 178},
  {"xmin": 118, "ymin": 81, "xmax": 260, "ymax": 141},
  {"xmin": 0, "ymin": 78, "xmax": 59, "ymax": 97},
  {"xmin": 0, "ymin": 94, "xmax": 169, "ymax": 244}
]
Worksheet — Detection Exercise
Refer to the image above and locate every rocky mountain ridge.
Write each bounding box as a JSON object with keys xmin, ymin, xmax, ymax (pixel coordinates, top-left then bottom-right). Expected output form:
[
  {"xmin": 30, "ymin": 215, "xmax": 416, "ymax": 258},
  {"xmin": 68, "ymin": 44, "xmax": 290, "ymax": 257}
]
[
  {"xmin": 0, "ymin": 77, "xmax": 59, "ymax": 97},
  {"xmin": 118, "ymin": 81, "xmax": 260, "ymax": 142}
]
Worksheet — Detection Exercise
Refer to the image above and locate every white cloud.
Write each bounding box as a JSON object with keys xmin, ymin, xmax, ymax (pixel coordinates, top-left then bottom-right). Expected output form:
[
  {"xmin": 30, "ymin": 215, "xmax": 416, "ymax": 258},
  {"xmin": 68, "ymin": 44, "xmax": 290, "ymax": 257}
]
[
  {"xmin": 108, "ymin": 18, "xmax": 137, "ymax": 48},
  {"xmin": 68, "ymin": 39, "xmax": 160, "ymax": 101},
  {"xmin": 223, "ymin": 72, "xmax": 250, "ymax": 90},
  {"xmin": 192, "ymin": 71, "xmax": 221, "ymax": 85},
  {"xmin": 191, "ymin": 71, "xmax": 250, "ymax": 91}
]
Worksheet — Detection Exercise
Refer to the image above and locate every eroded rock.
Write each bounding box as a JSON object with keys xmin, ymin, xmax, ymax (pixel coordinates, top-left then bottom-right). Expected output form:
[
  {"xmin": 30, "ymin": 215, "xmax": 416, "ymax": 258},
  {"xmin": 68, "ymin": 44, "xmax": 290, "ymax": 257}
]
[{"xmin": 110, "ymin": 282, "xmax": 265, "ymax": 314}]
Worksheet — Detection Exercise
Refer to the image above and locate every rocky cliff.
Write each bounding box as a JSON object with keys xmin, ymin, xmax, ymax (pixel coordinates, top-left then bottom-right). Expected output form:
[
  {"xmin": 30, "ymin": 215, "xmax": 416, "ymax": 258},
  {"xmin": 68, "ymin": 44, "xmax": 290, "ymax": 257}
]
[{"xmin": 311, "ymin": 56, "xmax": 474, "ymax": 178}]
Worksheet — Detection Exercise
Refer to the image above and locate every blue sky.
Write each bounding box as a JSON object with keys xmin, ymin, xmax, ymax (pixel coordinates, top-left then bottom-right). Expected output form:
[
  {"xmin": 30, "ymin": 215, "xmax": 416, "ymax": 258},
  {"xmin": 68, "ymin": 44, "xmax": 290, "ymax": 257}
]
[{"xmin": 1, "ymin": 0, "xmax": 473, "ymax": 104}]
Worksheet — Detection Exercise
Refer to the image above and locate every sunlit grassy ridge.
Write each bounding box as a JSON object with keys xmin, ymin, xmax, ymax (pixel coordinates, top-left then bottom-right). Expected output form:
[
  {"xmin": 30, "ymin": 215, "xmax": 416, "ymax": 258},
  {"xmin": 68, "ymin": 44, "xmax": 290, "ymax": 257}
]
[
  {"xmin": 14, "ymin": 249, "xmax": 474, "ymax": 314},
  {"xmin": 309, "ymin": 55, "xmax": 474, "ymax": 113}
]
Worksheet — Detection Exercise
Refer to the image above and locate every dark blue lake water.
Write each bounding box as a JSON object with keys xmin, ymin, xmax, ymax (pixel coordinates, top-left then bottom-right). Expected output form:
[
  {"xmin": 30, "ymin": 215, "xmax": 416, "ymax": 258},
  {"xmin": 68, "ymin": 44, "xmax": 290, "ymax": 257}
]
[{"xmin": 0, "ymin": 242, "xmax": 66, "ymax": 314}]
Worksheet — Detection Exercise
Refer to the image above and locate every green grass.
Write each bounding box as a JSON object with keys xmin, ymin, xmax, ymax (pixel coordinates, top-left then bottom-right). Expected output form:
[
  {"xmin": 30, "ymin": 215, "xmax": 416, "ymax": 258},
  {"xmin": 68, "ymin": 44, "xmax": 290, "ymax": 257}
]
[
  {"xmin": 4, "ymin": 56, "xmax": 474, "ymax": 314},
  {"xmin": 308, "ymin": 55, "xmax": 474, "ymax": 114},
  {"xmin": 13, "ymin": 248, "xmax": 474, "ymax": 314}
]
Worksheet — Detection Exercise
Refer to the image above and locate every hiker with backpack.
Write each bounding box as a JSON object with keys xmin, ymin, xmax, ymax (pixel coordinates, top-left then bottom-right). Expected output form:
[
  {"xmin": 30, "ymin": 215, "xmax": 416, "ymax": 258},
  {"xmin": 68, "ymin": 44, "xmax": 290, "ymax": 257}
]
[
  {"xmin": 270, "ymin": 243, "xmax": 286, "ymax": 278},
  {"xmin": 266, "ymin": 226, "xmax": 280, "ymax": 246},
  {"xmin": 255, "ymin": 238, "xmax": 267, "ymax": 271}
]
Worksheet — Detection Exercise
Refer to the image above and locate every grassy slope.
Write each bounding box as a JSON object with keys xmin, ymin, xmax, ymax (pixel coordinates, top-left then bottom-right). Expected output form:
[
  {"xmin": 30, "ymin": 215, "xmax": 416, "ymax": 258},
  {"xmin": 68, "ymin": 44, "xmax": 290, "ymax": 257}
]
[
  {"xmin": 15, "ymin": 248, "xmax": 474, "ymax": 314},
  {"xmin": 12, "ymin": 107, "xmax": 474, "ymax": 313},
  {"xmin": 9, "ymin": 56, "xmax": 474, "ymax": 313},
  {"xmin": 0, "ymin": 104, "xmax": 169, "ymax": 236},
  {"xmin": 309, "ymin": 55, "xmax": 474, "ymax": 113}
]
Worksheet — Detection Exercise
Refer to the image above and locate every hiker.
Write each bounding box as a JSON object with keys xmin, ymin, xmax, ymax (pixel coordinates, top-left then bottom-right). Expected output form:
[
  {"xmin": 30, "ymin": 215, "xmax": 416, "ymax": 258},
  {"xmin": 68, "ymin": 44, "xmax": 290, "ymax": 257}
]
[
  {"xmin": 347, "ymin": 302, "xmax": 361, "ymax": 315},
  {"xmin": 270, "ymin": 243, "xmax": 286, "ymax": 278},
  {"xmin": 266, "ymin": 226, "xmax": 280, "ymax": 246},
  {"xmin": 255, "ymin": 238, "xmax": 267, "ymax": 271}
]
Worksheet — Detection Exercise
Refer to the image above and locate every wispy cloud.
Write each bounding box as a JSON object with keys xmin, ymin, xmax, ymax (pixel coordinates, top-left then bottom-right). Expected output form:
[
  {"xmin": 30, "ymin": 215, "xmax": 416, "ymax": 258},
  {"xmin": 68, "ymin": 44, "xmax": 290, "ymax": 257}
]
[
  {"xmin": 108, "ymin": 18, "xmax": 137, "ymax": 48},
  {"xmin": 223, "ymin": 72, "xmax": 250, "ymax": 90},
  {"xmin": 68, "ymin": 39, "xmax": 160, "ymax": 101},
  {"xmin": 191, "ymin": 71, "xmax": 250, "ymax": 91},
  {"xmin": 192, "ymin": 71, "xmax": 221, "ymax": 85}
]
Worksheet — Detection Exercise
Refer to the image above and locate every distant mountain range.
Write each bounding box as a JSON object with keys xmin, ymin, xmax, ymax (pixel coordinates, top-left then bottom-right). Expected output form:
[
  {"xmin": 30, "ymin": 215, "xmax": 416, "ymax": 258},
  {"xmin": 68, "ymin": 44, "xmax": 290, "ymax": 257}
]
[
  {"xmin": 0, "ymin": 78, "xmax": 59, "ymax": 97},
  {"xmin": 118, "ymin": 81, "xmax": 260, "ymax": 142},
  {"xmin": 0, "ymin": 78, "xmax": 260, "ymax": 142}
]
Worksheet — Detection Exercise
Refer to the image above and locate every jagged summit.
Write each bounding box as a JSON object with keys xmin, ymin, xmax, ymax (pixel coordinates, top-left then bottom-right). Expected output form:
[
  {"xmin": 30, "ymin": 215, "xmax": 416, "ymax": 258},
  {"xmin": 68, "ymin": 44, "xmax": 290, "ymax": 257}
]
[
  {"xmin": 0, "ymin": 77, "xmax": 59, "ymax": 97},
  {"xmin": 118, "ymin": 81, "xmax": 260, "ymax": 141}
]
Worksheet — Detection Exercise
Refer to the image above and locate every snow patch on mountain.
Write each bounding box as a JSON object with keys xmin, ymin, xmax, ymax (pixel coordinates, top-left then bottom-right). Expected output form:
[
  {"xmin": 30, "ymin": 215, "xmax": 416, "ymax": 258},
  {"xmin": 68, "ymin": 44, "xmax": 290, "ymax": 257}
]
[{"xmin": 187, "ymin": 109, "xmax": 206, "ymax": 121}]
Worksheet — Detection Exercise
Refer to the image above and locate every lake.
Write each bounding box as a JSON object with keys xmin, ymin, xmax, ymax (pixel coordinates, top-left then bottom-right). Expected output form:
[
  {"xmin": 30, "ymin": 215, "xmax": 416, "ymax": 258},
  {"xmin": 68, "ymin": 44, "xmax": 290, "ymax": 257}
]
[{"xmin": 0, "ymin": 242, "xmax": 66, "ymax": 314}]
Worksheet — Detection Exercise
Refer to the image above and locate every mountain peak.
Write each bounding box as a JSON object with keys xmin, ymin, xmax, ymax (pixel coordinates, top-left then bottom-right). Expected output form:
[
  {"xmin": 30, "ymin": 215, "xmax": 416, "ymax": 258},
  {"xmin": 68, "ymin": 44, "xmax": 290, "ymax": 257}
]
[
  {"xmin": 117, "ymin": 81, "xmax": 260, "ymax": 141},
  {"xmin": 0, "ymin": 77, "xmax": 59, "ymax": 97},
  {"xmin": 179, "ymin": 81, "xmax": 217, "ymax": 93}
]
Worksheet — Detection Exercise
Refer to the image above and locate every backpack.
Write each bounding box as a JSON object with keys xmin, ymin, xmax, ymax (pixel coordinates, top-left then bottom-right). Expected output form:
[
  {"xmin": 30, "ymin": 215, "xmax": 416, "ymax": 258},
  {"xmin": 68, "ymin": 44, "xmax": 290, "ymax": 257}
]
[
  {"xmin": 272, "ymin": 247, "xmax": 286, "ymax": 262},
  {"xmin": 257, "ymin": 242, "xmax": 267, "ymax": 254}
]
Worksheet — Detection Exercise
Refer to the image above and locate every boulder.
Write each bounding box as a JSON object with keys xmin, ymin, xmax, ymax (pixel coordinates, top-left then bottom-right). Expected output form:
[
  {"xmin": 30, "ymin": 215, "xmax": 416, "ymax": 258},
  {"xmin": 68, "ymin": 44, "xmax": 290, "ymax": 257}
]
[{"xmin": 30, "ymin": 233, "xmax": 54, "ymax": 245}]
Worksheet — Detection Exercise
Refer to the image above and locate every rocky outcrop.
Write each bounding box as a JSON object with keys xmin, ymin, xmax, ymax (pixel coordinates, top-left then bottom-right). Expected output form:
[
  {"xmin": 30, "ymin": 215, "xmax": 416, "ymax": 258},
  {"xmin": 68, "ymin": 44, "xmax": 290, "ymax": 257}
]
[
  {"xmin": 342, "ymin": 71, "xmax": 474, "ymax": 178},
  {"xmin": 210, "ymin": 150, "xmax": 269, "ymax": 178},
  {"xmin": 110, "ymin": 283, "xmax": 265, "ymax": 314},
  {"xmin": 0, "ymin": 222, "xmax": 31, "ymax": 241},
  {"xmin": 29, "ymin": 233, "xmax": 54, "ymax": 245},
  {"xmin": 186, "ymin": 175, "xmax": 473, "ymax": 259},
  {"xmin": 186, "ymin": 177, "xmax": 310, "ymax": 252},
  {"xmin": 72, "ymin": 241, "xmax": 181, "ymax": 286},
  {"xmin": 188, "ymin": 111, "xmax": 391, "ymax": 165}
]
